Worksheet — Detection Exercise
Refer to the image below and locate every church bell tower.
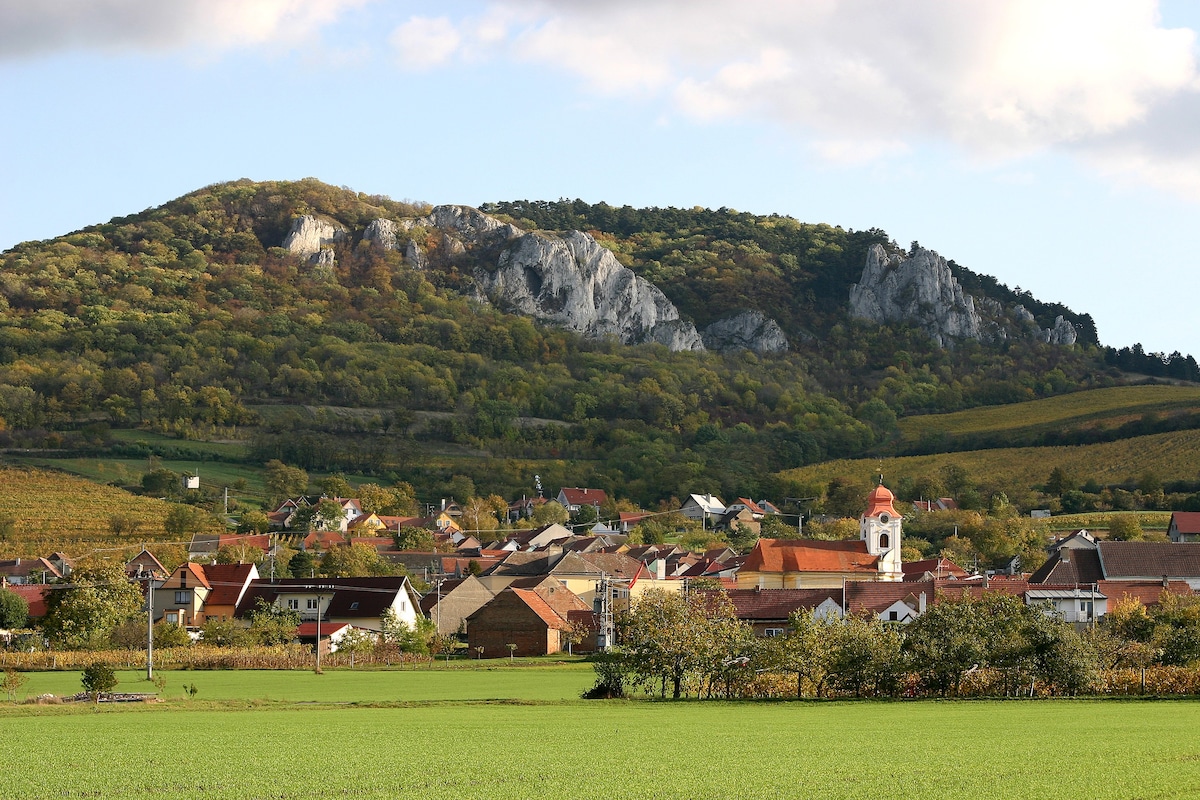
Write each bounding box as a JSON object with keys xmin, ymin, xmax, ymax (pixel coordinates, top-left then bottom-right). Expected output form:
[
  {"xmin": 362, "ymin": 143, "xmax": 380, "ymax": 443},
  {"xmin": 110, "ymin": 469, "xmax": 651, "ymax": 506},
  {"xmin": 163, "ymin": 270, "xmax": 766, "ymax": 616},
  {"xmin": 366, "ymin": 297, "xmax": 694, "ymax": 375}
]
[{"xmin": 861, "ymin": 483, "xmax": 903, "ymax": 581}]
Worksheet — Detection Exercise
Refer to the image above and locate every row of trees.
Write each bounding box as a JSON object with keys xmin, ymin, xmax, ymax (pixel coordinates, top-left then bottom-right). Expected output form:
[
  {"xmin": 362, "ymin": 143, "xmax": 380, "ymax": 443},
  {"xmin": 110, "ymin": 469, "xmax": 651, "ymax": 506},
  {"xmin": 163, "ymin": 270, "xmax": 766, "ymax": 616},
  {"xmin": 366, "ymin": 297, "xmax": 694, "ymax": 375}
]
[{"xmin": 592, "ymin": 589, "xmax": 1200, "ymax": 701}]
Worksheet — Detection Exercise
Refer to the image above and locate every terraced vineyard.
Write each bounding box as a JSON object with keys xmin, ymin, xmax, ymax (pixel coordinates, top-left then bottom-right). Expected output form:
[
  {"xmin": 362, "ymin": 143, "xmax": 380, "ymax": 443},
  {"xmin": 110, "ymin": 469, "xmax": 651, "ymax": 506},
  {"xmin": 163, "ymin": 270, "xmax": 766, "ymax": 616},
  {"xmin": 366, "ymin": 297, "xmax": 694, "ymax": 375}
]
[
  {"xmin": 0, "ymin": 467, "xmax": 185, "ymax": 557},
  {"xmin": 897, "ymin": 384, "xmax": 1200, "ymax": 450},
  {"xmin": 781, "ymin": 428, "xmax": 1200, "ymax": 494}
]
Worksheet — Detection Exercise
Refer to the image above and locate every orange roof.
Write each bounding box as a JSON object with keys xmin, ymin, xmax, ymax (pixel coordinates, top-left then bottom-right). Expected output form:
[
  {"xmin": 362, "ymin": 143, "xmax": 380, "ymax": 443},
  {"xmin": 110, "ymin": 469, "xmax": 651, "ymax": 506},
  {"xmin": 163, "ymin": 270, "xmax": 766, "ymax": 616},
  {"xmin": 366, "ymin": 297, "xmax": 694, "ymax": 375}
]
[
  {"xmin": 742, "ymin": 539, "xmax": 879, "ymax": 574},
  {"xmin": 864, "ymin": 485, "xmax": 898, "ymax": 519},
  {"xmin": 511, "ymin": 588, "xmax": 570, "ymax": 630}
]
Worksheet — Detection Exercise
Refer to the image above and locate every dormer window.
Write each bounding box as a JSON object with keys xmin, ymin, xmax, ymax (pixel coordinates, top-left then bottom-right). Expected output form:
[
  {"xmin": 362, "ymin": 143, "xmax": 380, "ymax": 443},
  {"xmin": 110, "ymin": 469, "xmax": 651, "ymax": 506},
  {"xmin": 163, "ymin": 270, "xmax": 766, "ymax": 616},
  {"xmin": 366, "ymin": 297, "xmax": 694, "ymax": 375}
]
[{"xmin": 349, "ymin": 602, "xmax": 359, "ymax": 611}]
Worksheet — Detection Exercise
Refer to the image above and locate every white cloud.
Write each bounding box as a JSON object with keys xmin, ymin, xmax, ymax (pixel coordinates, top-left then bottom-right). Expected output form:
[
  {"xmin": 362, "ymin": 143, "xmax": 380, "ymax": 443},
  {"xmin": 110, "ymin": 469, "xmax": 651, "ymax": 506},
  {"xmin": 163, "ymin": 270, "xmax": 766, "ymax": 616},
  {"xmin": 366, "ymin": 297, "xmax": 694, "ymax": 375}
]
[
  {"xmin": 0, "ymin": 0, "xmax": 368, "ymax": 59},
  {"xmin": 389, "ymin": 16, "xmax": 463, "ymax": 70},
  {"xmin": 388, "ymin": 0, "xmax": 1200, "ymax": 194}
]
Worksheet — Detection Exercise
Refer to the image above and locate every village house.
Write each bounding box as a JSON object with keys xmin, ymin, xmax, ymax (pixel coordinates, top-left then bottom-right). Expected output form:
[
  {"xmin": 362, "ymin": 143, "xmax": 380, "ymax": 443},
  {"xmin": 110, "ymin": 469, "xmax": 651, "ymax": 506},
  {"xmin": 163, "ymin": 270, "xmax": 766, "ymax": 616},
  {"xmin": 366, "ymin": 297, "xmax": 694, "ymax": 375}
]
[
  {"xmin": 557, "ymin": 487, "xmax": 608, "ymax": 515},
  {"xmin": 235, "ymin": 576, "xmax": 423, "ymax": 633}
]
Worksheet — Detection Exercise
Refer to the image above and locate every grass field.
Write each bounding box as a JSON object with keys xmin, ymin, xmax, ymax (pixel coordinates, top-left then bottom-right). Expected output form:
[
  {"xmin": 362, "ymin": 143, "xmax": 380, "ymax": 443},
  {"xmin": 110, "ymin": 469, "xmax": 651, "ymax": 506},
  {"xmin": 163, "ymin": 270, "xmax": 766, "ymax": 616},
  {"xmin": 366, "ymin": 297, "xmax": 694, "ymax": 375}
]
[
  {"xmin": 2, "ymin": 667, "xmax": 1200, "ymax": 799},
  {"xmin": 898, "ymin": 385, "xmax": 1200, "ymax": 444},
  {"xmin": 781, "ymin": 428, "xmax": 1200, "ymax": 494}
]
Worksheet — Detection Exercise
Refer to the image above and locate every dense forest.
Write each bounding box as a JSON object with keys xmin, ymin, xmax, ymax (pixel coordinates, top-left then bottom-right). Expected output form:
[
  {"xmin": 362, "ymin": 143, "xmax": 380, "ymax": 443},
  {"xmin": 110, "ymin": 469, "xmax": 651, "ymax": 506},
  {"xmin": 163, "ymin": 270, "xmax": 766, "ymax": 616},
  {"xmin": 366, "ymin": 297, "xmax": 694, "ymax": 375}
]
[{"xmin": 0, "ymin": 179, "xmax": 1189, "ymax": 510}]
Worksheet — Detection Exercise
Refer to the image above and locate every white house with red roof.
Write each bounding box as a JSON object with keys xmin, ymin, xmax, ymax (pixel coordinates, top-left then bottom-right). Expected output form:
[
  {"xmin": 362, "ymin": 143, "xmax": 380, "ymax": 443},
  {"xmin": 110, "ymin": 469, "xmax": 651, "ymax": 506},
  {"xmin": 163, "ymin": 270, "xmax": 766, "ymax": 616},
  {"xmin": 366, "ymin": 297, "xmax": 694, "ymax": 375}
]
[
  {"xmin": 557, "ymin": 487, "xmax": 608, "ymax": 514},
  {"xmin": 1169, "ymin": 512, "xmax": 1200, "ymax": 543}
]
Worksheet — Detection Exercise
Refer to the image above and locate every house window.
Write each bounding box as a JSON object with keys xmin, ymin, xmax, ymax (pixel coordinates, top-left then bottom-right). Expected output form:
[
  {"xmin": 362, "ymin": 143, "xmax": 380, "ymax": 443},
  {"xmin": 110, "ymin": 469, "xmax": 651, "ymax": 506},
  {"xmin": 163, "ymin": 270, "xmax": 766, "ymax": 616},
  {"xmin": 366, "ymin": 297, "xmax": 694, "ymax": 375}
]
[
  {"xmin": 764, "ymin": 628, "xmax": 785, "ymax": 638},
  {"xmin": 349, "ymin": 602, "xmax": 359, "ymax": 611},
  {"xmin": 879, "ymin": 533, "xmax": 890, "ymax": 549},
  {"xmin": 165, "ymin": 611, "xmax": 179, "ymax": 625},
  {"xmin": 307, "ymin": 598, "xmax": 319, "ymax": 610},
  {"xmin": 888, "ymin": 611, "xmax": 898, "ymax": 621},
  {"xmin": 287, "ymin": 599, "xmax": 300, "ymax": 610},
  {"xmin": 174, "ymin": 590, "xmax": 190, "ymax": 604}
]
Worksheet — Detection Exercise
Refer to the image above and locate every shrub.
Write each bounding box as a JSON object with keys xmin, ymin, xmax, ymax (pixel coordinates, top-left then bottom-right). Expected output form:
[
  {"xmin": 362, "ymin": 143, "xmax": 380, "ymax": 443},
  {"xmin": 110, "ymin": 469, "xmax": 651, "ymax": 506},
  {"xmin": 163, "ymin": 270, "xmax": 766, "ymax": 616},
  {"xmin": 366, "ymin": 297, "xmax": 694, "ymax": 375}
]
[{"xmin": 81, "ymin": 663, "xmax": 118, "ymax": 701}]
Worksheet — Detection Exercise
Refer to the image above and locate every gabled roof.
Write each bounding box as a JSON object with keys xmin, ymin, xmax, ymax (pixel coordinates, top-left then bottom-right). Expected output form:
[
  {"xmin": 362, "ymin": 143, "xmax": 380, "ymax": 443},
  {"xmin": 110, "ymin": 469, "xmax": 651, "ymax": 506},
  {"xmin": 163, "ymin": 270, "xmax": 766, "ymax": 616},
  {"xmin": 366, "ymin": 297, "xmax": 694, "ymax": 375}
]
[
  {"xmin": 0, "ymin": 558, "xmax": 61, "ymax": 581},
  {"xmin": 1097, "ymin": 542, "xmax": 1200, "ymax": 579},
  {"xmin": 1028, "ymin": 548, "xmax": 1104, "ymax": 585},
  {"xmin": 5, "ymin": 584, "xmax": 53, "ymax": 618},
  {"xmin": 742, "ymin": 538, "xmax": 879, "ymax": 574},
  {"xmin": 732, "ymin": 498, "xmax": 766, "ymax": 515},
  {"xmin": 295, "ymin": 621, "xmax": 352, "ymax": 638},
  {"xmin": 235, "ymin": 577, "xmax": 414, "ymax": 619},
  {"xmin": 701, "ymin": 588, "xmax": 841, "ymax": 621},
  {"xmin": 174, "ymin": 562, "xmax": 212, "ymax": 590},
  {"xmin": 511, "ymin": 588, "xmax": 571, "ymax": 629},
  {"xmin": 902, "ymin": 557, "xmax": 968, "ymax": 580},
  {"xmin": 558, "ymin": 487, "xmax": 608, "ymax": 507},
  {"xmin": 685, "ymin": 494, "xmax": 726, "ymax": 513},
  {"xmin": 201, "ymin": 563, "xmax": 258, "ymax": 606},
  {"xmin": 1170, "ymin": 513, "xmax": 1200, "ymax": 535},
  {"xmin": 847, "ymin": 580, "xmax": 934, "ymax": 615},
  {"xmin": 578, "ymin": 552, "xmax": 643, "ymax": 580}
]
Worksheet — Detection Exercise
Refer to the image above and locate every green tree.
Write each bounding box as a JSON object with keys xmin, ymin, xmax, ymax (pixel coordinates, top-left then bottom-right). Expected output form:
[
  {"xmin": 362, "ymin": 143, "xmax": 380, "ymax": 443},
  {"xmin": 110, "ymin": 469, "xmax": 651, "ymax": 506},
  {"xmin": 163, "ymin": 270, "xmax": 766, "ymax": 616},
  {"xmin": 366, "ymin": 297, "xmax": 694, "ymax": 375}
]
[
  {"xmin": 767, "ymin": 611, "xmax": 835, "ymax": 697},
  {"xmin": 246, "ymin": 597, "xmax": 301, "ymax": 645},
  {"xmin": 41, "ymin": 561, "xmax": 144, "ymax": 649},
  {"xmin": 289, "ymin": 550, "xmax": 317, "ymax": 578},
  {"xmin": 1106, "ymin": 515, "xmax": 1144, "ymax": 541},
  {"xmin": 265, "ymin": 460, "xmax": 308, "ymax": 508},
  {"xmin": 0, "ymin": 587, "xmax": 29, "ymax": 629},
  {"xmin": 320, "ymin": 473, "xmax": 353, "ymax": 499},
  {"xmin": 107, "ymin": 513, "xmax": 142, "ymax": 537},
  {"xmin": 1045, "ymin": 466, "xmax": 1076, "ymax": 497},
  {"xmin": 320, "ymin": 542, "xmax": 393, "ymax": 577},
  {"xmin": 394, "ymin": 527, "xmax": 436, "ymax": 551},
  {"xmin": 236, "ymin": 510, "xmax": 271, "ymax": 535},
  {"xmin": 2, "ymin": 668, "xmax": 28, "ymax": 702},
  {"xmin": 164, "ymin": 504, "xmax": 214, "ymax": 538},
  {"xmin": 531, "ymin": 500, "xmax": 569, "ymax": 526},
  {"xmin": 199, "ymin": 616, "xmax": 251, "ymax": 647},
  {"xmin": 81, "ymin": 663, "xmax": 118, "ymax": 701}
]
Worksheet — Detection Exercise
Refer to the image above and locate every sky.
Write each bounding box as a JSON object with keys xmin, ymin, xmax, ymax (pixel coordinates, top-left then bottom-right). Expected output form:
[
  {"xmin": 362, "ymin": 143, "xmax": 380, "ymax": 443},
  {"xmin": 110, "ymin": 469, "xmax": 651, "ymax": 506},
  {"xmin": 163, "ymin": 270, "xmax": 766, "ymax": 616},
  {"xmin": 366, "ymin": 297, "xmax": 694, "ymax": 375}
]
[{"xmin": 2, "ymin": 0, "xmax": 1199, "ymax": 357}]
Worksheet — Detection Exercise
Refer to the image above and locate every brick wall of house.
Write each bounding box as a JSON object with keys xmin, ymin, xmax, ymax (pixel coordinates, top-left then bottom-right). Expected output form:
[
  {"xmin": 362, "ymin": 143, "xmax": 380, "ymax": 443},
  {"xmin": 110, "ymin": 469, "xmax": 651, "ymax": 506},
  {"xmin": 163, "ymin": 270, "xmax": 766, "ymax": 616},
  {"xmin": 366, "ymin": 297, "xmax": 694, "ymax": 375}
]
[{"xmin": 466, "ymin": 591, "xmax": 562, "ymax": 657}]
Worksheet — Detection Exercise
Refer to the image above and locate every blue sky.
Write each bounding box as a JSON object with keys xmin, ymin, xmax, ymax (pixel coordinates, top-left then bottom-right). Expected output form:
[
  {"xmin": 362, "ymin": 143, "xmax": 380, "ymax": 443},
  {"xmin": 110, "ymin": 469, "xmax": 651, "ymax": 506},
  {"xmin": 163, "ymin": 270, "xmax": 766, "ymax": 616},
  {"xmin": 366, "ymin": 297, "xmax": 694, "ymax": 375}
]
[{"xmin": 2, "ymin": 0, "xmax": 1200, "ymax": 357}]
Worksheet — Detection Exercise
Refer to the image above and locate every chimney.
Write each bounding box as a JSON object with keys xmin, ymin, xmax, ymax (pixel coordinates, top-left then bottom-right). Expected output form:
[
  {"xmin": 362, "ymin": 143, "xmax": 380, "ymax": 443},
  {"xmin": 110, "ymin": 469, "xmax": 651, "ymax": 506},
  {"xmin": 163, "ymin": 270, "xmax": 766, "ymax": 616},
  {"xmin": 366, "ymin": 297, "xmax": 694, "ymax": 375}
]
[
  {"xmin": 1164, "ymin": 574, "xmax": 1170, "ymax": 589},
  {"xmin": 656, "ymin": 559, "xmax": 666, "ymax": 581},
  {"xmin": 1060, "ymin": 548, "xmax": 1070, "ymax": 563},
  {"xmin": 919, "ymin": 591, "xmax": 927, "ymax": 613}
]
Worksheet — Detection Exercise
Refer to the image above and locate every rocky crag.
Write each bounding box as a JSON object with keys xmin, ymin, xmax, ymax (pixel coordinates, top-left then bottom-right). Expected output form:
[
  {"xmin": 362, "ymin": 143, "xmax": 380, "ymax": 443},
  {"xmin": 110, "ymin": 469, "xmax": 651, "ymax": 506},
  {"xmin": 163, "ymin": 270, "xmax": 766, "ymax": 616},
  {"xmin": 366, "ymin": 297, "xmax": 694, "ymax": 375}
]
[
  {"xmin": 850, "ymin": 244, "xmax": 1076, "ymax": 347},
  {"xmin": 285, "ymin": 205, "xmax": 787, "ymax": 354}
]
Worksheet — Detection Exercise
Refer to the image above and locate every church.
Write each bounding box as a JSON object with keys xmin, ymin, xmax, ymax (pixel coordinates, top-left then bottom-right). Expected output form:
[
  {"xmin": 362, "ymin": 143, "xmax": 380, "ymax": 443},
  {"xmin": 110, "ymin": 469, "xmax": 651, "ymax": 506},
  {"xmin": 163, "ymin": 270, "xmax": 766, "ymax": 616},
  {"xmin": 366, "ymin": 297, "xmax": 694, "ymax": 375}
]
[{"xmin": 736, "ymin": 484, "xmax": 904, "ymax": 589}]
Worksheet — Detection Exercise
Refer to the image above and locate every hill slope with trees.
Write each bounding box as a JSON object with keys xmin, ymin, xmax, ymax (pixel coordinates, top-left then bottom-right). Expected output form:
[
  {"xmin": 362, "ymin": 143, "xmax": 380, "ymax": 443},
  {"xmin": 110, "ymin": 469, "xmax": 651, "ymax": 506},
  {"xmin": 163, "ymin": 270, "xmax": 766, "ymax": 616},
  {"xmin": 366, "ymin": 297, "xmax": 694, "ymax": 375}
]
[{"xmin": 0, "ymin": 179, "xmax": 1193, "ymax": 513}]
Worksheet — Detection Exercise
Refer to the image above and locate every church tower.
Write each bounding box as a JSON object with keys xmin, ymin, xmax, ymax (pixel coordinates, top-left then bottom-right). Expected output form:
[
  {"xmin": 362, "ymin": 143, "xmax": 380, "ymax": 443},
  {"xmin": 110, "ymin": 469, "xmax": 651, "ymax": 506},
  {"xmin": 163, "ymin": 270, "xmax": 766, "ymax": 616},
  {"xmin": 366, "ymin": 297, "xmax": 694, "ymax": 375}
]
[{"xmin": 861, "ymin": 484, "xmax": 903, "ymax": 581}]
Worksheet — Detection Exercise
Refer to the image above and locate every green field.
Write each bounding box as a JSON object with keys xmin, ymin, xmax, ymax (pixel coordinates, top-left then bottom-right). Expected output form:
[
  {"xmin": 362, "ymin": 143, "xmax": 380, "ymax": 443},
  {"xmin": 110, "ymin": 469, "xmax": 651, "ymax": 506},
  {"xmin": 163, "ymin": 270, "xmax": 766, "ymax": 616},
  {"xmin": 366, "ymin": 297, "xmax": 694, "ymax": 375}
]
[
  {"xmin": 898, "ymin": 384, "xmax": 1200, "ymax": 444},
  {"xmin": 2, "ymin": 667, "xmax": 1200, "ymax": 799}
]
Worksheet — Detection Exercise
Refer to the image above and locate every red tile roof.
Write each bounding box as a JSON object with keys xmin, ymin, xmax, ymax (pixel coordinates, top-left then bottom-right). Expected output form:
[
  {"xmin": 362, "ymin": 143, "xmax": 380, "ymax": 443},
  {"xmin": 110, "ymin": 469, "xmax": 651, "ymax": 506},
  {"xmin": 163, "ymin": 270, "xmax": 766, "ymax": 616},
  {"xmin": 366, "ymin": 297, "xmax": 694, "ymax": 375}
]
[
  {"xmin": 511, "ymin": 588, "xmax": 570, "ymax": 629},
  {"xmin": 1171, "ymin": 513, "xmax": 1200, "ymax": 535},
  {"xmin": 295, "ymin": 622, "xmax": 352, "ymax": 638},
  {"xmin": 743, "ymin": 539, "xmax": 879, "ymax": 574},
  {"xmin": 6, "ymin": 584, "xmax": 52, "ymax": 619},
  {"xmin": 704, "ymin": 588, "xmax": 841, "ymax": 620},
  {"xmin": 902, "ymin": 557, "xmax": 968, "ymax": 580},
  {"xmin": 1098, "ymin": 542, "xmax": 1200, "ymax": 579},
  {"xmin": 847, "ymin": 580, "xmax": 934, "ymax": 614},
  {"xmin": 559, "ymin": 487, "xmax": 608, "ymax": 507},
  {"xmin": 1098, "ymin": 580, "xmax": 1192, "ymax": 606},
  {"xmin": 200, "ymin": 564, "xmax": 257, "ymax": 606}
]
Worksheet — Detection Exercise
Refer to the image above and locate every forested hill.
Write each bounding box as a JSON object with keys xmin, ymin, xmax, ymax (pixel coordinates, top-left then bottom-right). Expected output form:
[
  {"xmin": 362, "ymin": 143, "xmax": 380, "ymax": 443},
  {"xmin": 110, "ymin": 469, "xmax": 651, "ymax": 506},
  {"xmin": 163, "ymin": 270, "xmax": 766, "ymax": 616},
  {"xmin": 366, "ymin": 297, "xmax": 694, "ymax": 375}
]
[{"xmin": 0, "ymin": 178, "xmax": 1183, "ymax": 505}]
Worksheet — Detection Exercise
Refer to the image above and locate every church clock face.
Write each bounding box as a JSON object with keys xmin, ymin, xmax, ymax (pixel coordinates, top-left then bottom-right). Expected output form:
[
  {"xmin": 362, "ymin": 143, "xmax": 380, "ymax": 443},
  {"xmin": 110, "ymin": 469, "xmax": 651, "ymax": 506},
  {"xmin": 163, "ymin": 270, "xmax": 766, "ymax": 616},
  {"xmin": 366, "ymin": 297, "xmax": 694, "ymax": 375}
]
[{"xmin": 879, "ymin": 513, "xmax": 890, "ymax": 524}]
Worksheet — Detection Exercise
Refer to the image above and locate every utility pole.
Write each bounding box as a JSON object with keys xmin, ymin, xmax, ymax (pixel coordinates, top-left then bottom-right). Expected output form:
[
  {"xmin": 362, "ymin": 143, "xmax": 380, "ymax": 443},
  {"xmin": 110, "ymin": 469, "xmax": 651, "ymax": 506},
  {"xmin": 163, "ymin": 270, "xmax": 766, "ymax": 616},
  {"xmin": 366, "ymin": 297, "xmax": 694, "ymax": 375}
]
[{"xmin": 144, "ymin": 576, "xmax": 155, "ymax": 681}]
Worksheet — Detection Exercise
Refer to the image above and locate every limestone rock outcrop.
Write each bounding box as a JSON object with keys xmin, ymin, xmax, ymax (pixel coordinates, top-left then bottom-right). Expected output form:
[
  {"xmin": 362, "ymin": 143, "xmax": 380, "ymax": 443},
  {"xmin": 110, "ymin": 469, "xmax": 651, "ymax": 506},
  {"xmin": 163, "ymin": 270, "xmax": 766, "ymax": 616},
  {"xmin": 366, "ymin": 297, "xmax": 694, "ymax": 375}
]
[
  {"xmin": 849, "ymin": 245, "xmax": 1080, "ymax": 348},
  {"xmin": 477, "ymin": 228, "xmax": 704, "ymax": 351},
  {"xmin": 363, "ymin": 218, "xmax": 399, "ymax": 250},
  {"xmin": 849, "ymin": 245, "xmax": 981, "ymax": 346},
  {"xmin": 282, "ymin": 215, "xmax": 345, "ymax": 263},
  {"xmin": 702, "ymin": 311, "xmax": 789, "ymax": 353}
]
